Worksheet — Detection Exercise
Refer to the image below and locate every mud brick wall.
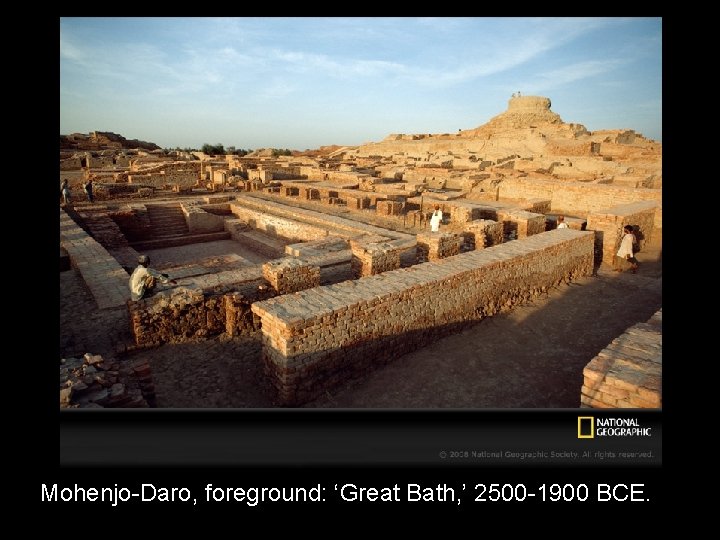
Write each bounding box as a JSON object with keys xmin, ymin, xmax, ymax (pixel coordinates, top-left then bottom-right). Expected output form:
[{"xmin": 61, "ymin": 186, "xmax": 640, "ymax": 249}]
[
  {"xmin": 252, "ymin": 229, "xmax": 595, "ymax": 406},
  {"xmin": 300, "ymin": 252, "xmax": 354, "ymax": 285},
  {"xmin": 350, "ymin": 241, "xmax": 401, "ymax": 277},
  {"xmin": 521, "ymin": 198, "xmax": 551, "ymax": 214},
  {"xmin": 128, "ymin": 171, "xmax": 198, "ymax": 189},
  {"xmin": 127, "ymin": 263, "xmax": 270, "ymax": 345},
  {"xmin": 416, "ymin": 232, "xmax": 463, "ymax": 261},
  {"xmin": 128, "ymin": 288, "xmax": 207, "ymax": 345},
  {"xmin": 230, "ymin": 202, "xmax": 330, "ymax": 242},
  {"xmin": 497, "ymin": 209, "xmax": 546, "ymax": 238},
  {"xmin": 462, "ymin": 219, "xmax": 504, "ymax": 250},
  {"xmin": 581, "ymin": 310, "xmax": 662, "ymax": 408},
  {"xmin": 498, "ymin": 177, "xmax": 661, "ymax": 215},
  {"xmin": 263, "ymin": 259, "xmax": 321, "ymax": 294},
  {"xmin": 224, "ymin": 218, "xmax": 251, "ymax": 239},
  {"xmin": 232, "ymin": 195, "xmax": 417, "ymax": 247},
  {"xmin": 133, "ymin": 160, "xmax": 201, "ymax": 175},
  {"xmin": 181, "ymin": 204, "xmax": 225, "ymax": 234},
  {"xmin": 586, "ymin": 201, "xmax": 657, "ymax": 266},
  {"xmin": 285, "ymin": 239, "xmax": 354, "ymax": 285},
  {"xmin": 285, "ymin": 238, "xmax": 349, "ymax": 258},
  {"xmin": 77, "ymin": 210, "xmax": 131, "ymax": 249},
  {"xmin": 450, "ymin": 204, "xmax": 478, "ymax": 224},
  {"xmin": 224, "ymin": 293, "xmax": 264, "ymax": 337},
  {"xmin": 61, "ymin": 157, "xmax": 83, "ymax": 170},
  {"xmin": 376, "ymin": 200, "xmax": 405, "ymax": 216},
  {"xmin": 203, "ymin": 196, "xmax": 233, "ymax": 204}
]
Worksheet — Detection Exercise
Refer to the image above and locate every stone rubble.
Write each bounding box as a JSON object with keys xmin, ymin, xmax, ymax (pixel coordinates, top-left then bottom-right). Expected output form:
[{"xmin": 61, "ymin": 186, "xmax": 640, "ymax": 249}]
[{"xmin": 60, "ymin": 353, "xmax": 155, "ymax": 408}]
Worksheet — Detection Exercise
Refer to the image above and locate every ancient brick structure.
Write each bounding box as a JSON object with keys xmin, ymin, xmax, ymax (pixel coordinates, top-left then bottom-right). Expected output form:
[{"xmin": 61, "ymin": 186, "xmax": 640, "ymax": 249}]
[
  {"xmin": 252, "ymin": 229, "xmax": 594, "ymax": 405},
  {"xmin": 586, "ymin": 200, "xmax": 657, "ymax": 266},
  {"xmin": 581, "ymin": 310, "xmax": 662, "ymax": 408},
  {"xmin": 495, "ymin": 177, "xmax": 661, "ymax": 216},
  {"xmin": 416, "ymin": 232, "xmax": 464, "ymax": 261},
  {"xmin": 462, "ymin": 219, "xmax": 504, "ymax": 250},
  {"xmin": 263, "ymin": 258, "xmax": 321, "ymax": 294},
  {"xmin": 496, "ymin": 209, "xmax": 546, "ymax": 238},
  {"xmin": 376, "ymin": 200, "xmax": 405, "ymax": 216},
  {"xmin": 60, "ymin": 95, "xmax": 661, "ymax": 409},
  {"xmin": 350, "ymin": 239, "xmax": 402, "ymax": 277}
]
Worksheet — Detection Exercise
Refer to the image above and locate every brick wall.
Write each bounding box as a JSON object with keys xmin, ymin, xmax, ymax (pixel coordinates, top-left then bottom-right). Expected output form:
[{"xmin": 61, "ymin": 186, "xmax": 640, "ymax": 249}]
[
  {"xmin": 496, "ymin": 209, "xmax": 546, "ymax": 238},
  {"xmin": 252, "ymin": 229, "xmax": 595, "ymax": 405},
  {"xmin": 498, "ymin": 177, "xmax": 661, "ymax": 216},
  {"xmin": 181, "ymin": 204, "xmax": 225, "ymax": 234},
  {"xmin": 350, "ymin": 239, "xmax": 402, "ymax": 277},
  {"xmin": 263, "ymin": 259, "xmax": 321, "ymax": 294},
  {"xmin": 345, "ymin": 195, "xmax": 371, "ymax": 210},
  {"xmin": 128, "ymin": 171, "xmax": 198, "ymax": 190},
  {"xmin": 581, "ymin": 310, "xmax": 661, "ymax": 408},
  {"xmin": 109, "ymin": 205, "xmax": 153, "ymax": 242},
  {"xmin": 230, "ymin": 202, "xmax": 331, "ymax": 242},
  {"xmin": 376, "ymin": 200, "xmax": 405, "ymax": 216},
  {"xmin": 231, "ymin": 195, "xmax": 417, "ymax": 247},
  {"xmin": 127, "ymin": 247, "xmax": 357, "ymax": 346},
  {"xmin": 416, "ymin": 232, "xmax": 464, "ymax": 261},
  {"xmin": 586, "ymin": 201, "xmax": 657, "ymax": 266},
  {"xmin": 127, "ymin": 270, "xmax": 273, "ymax": 346},
  {"xmin": 60, "ymin": 157, "xmax": 83, "ymax": 170},
  {"xmin": 462, "ymin": 219, "xmax": 504, "ymax": 250}
]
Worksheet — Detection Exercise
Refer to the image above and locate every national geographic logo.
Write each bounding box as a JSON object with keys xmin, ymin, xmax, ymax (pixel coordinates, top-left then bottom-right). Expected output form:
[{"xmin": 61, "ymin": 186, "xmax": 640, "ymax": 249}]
[
  {"xmin": 578, "ymin": 416, "xmax": 652, "ymax": 438},
  {"xmin": 578, "ymin": 417, "xmax": 594, "ymax": 438}
]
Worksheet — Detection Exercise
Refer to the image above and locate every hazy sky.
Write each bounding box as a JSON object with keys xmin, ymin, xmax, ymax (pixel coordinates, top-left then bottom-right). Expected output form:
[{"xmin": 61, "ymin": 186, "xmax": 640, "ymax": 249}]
[{"xmin": 60, "ymin": 17, "xmax": 662, "ymax": 150}]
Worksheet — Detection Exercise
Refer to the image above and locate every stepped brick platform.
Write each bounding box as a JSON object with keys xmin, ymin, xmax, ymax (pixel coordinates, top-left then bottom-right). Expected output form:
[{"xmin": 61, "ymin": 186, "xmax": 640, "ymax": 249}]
[{"xmin": 146, "ymin": 203, "xmax": 189, "ymax": 237}]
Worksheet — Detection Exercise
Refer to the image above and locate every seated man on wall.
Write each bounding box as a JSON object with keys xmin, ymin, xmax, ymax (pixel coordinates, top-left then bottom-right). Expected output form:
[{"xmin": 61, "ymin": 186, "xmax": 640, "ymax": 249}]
[{"xmin": 129, "ymin": 255, "xmax": 177, "ymax": 301}]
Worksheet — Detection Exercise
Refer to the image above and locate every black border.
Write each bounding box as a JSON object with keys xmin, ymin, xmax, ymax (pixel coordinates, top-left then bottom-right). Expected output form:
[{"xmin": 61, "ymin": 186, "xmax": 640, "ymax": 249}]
[{"xmin": 50, "ymin": 16, "xmax": 667, "ymax": 513}]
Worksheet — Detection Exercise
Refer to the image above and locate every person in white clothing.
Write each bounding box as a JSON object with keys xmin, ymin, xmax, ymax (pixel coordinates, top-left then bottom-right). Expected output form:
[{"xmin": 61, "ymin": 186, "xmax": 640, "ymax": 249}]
[
  {"xmin": 614, "ymin": 225, "xmax": 638, "ymax": 273},
  {"xmin": 430, "ymin": 204, "xmax": 443, "ymax": 232},
  {"xmin": 129, "ymin": 255, "xmax": 176, "ymax": 301},
  {"xmin": 556, "ymin": 215, "xmax": 569, "ymax": 229}
]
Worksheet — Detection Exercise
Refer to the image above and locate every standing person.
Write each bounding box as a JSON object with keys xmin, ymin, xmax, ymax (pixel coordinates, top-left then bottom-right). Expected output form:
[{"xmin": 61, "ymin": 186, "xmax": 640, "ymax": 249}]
[
  {"xmin": 84, "ymin": 178, "xmax": 94, "ymax": 203},
  {"xmin": 430, "ymin": 204, "xmax": 443, "ymax": 233},
  {"xmin": 60, "ymin": 179, "xmax": 71, "ymax": 205},
  {"xmin": 614, "ymin": 225, "xmax": 639, "ymax": 274},
  {"xmin": 556, "ymin": 215, "xmax": 569, "ymax": 229},
  {"xmin": 129, "ymin": 255, "xmax": 176, "ymax": 301}
]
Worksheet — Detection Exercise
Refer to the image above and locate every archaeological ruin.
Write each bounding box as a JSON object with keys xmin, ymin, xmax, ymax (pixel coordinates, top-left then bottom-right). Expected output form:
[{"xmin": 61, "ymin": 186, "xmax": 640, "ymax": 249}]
[{"xmin": 59, "ymin": 96, "xmax": 662, "ymax": 409}]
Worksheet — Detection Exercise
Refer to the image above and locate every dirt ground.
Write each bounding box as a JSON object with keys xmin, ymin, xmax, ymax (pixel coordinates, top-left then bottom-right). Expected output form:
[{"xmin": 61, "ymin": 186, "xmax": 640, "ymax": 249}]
[{"xmin": 60, "ymin": 242, "xmax": 661, "ymax": 408}]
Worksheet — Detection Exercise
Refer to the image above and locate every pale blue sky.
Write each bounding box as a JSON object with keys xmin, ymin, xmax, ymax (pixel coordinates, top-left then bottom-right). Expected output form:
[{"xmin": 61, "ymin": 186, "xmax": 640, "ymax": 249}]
[{"xmin": 60, "ymin": 17, "xmax": 662, "ymax": 150}]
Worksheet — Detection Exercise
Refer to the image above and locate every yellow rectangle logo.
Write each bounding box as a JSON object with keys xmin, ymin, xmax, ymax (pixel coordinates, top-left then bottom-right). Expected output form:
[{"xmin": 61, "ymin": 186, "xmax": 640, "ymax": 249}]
[{"xmin": 578, "ymin": 416, "xmax": 594, "ymax": 438}]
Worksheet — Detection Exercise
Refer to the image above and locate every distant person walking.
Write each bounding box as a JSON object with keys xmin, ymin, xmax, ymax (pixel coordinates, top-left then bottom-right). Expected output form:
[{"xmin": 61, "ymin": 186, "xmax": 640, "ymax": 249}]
[
  {"xmin": 84, "ymin": 179, "xmax": 94, "ymax": 203},
  {"xmin": 430, "ymin": 204, "xmax": 443, "ymax": 233},
  {"xmin": 60, "ymin": 179, "xmax": 71, "ymax": 205},
  {"xmin": 129, "ymin": 255, "xmax": 177, "ymax": 301},
  {"xmin": 556, "ymin": 216, "xmax": 568, "ymax": 229},
  {"xmin": 614, "ymin": 225, "xmax": 639, "ymax": 274}
]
